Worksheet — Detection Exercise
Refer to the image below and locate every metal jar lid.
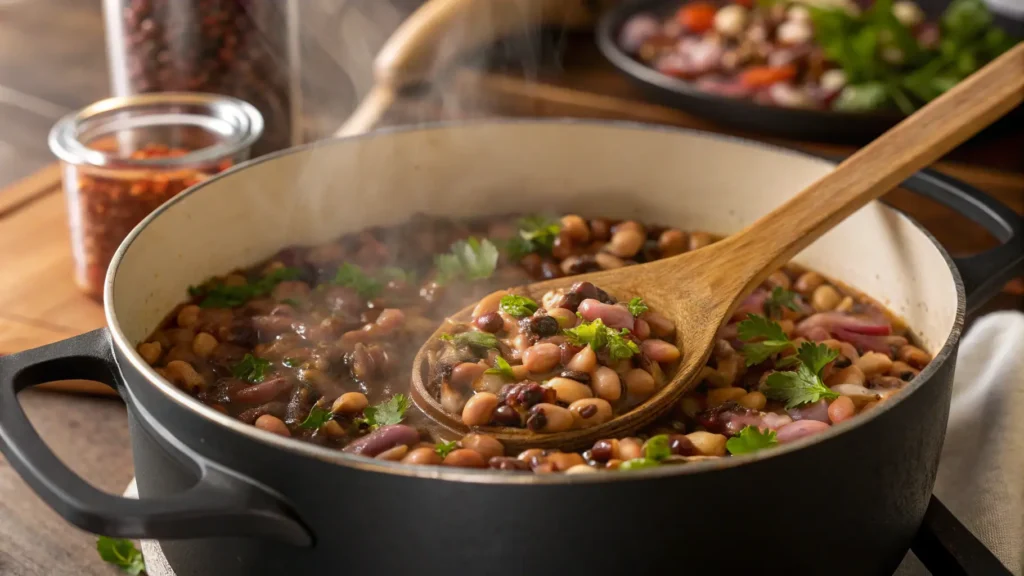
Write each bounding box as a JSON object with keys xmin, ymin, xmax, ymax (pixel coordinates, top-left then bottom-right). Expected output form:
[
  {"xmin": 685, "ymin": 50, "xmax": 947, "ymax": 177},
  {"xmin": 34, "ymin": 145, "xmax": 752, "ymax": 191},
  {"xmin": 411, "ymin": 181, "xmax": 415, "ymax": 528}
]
[{"xmin": 48, "ymin": 92, "xmax": 264, "ymax": 168}]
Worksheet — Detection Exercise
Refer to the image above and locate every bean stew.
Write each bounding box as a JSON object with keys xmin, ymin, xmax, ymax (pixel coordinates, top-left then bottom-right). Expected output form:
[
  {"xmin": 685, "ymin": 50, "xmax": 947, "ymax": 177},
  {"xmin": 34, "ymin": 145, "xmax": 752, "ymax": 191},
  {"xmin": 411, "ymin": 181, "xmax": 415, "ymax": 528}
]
[{"xmin": 140, "ymin": 213, "xmax": 931, "ymax": 473}]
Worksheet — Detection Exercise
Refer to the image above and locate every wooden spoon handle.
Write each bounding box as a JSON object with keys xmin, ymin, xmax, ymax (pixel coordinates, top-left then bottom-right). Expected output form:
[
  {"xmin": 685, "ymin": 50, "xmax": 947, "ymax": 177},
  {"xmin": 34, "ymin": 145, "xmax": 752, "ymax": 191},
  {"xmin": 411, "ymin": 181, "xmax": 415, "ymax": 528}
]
[{"xmin": 719, "ymin": 43, "xmax": 1024, "ymax": 292}]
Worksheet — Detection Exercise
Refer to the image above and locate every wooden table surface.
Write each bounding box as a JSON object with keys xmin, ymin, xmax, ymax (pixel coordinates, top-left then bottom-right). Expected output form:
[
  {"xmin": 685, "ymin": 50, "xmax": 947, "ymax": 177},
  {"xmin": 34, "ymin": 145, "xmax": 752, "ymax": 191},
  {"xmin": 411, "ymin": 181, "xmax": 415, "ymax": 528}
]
[{"xmin": 0, "ymin": 3, "xmax": 1021, "ymax": 576}]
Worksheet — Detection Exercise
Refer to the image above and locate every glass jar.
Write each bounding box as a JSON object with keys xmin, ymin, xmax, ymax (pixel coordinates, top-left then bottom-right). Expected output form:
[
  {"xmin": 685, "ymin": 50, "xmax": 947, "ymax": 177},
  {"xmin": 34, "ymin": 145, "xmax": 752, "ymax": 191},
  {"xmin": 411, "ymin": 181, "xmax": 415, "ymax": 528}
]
[
  {"xmin": 103, "ymin": 0, "xmax": 299, "ymax": 156},
  {"xmin": 49, "ymin": 92, "xmax": 263, "ymax": 301}
]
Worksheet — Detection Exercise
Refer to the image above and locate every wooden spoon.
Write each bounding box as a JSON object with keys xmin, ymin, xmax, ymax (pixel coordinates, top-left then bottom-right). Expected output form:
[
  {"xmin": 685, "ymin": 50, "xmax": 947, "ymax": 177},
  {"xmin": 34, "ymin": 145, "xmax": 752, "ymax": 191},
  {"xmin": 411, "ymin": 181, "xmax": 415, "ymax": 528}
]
[{"xmin": 411, "ymin": 44, "xmax": 1024, "ymax": 452}]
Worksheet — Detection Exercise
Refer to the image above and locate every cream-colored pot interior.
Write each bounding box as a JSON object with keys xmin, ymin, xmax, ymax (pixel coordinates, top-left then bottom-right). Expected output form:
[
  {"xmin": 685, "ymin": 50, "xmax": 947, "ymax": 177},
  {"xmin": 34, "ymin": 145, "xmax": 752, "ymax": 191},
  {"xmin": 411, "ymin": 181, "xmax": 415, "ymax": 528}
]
[{"xmin": 109, "ymin": 121, "xmax": 959, "ymax": 384}]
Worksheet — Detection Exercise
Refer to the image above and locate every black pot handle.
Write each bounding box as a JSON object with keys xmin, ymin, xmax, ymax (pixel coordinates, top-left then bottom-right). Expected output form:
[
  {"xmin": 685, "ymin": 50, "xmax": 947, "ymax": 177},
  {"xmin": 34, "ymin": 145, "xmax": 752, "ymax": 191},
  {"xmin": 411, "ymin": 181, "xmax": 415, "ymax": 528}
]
[
  {"xmin": 0, "ymin": 329, "xmax": 312, "ymax": 546},
  {"xmin": 897, "ymin": 169, "xmax": 1023, "ymax": 315},
  {"xmin": 911, "ymin": 495, "xmax": 1012, "ymax": 576}
]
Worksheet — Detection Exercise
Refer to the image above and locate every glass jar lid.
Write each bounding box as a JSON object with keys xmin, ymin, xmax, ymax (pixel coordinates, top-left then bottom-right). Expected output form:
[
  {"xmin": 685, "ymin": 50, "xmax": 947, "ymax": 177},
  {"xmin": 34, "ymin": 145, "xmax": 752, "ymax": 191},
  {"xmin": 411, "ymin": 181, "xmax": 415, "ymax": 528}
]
[{"xmin": 49, "ymin": 92, "xmax": 264, "ymax": 168}]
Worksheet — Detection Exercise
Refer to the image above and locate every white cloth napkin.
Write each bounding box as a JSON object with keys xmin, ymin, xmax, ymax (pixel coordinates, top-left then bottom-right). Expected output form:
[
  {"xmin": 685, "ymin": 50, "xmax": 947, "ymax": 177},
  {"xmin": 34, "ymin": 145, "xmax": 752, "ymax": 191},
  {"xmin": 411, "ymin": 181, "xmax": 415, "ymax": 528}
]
[{"xmin": 128, "ymin": 311, "xmax": 1024, "ymax": 576}]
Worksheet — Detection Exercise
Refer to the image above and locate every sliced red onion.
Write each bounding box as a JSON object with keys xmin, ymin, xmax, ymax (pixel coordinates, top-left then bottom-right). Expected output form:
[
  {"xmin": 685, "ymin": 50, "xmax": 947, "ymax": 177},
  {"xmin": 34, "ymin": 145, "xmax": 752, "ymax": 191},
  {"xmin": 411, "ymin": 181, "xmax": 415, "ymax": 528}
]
[
  {"xmin": 797, "ymin": 312, "xmax": 892, "ymax": 338},
  {"xmin": 578, "ymin": 298, "xmax": 634, "ymax": 331},
  {"xmin": 776, "ymin": 420, "xmax": 831, "ymax": 444},
  {"xmin": 732, "ymin": 289, "xmax": 769, "ymax": 320},
  {"xmin": 787, "ymin": 399, "xmax": 830, "ymax": 423}
]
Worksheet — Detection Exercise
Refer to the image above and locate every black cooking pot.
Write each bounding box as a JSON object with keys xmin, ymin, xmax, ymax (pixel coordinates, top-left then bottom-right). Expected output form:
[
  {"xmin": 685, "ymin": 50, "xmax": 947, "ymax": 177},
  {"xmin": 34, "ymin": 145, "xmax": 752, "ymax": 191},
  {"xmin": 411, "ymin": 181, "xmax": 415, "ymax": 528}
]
[{"xmin": 1, "ymin": 122, "xmax": 1021, "ymax": 576}]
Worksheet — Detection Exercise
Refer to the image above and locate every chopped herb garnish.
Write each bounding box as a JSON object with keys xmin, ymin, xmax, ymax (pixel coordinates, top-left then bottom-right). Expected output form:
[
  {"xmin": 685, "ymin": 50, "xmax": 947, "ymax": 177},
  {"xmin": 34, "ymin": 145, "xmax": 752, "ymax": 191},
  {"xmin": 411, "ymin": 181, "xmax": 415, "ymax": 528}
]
[
  {"xmin": 484, "ymin": 356, "xmax": 516, "ymax": 380},
  {"xmin": 434, "ymin": 440, "xmax": 458, "ymax": 458},
  {"xmin": 627, "ymin": 297, "xmax": 649, "ymax": 317},
  {"xmin": 96, "ymin": 537, "xmax": 146, "ymax": 575},
  {"xmin": 764, "ymin": 287, "xmax": 801, "ymax": 318},
  {"xmin": 765, "ymin": 364, "xmax": 840, "ymax": 409},
  {"xmin": 726, "ymin": 426, "xmax": 779, "ymax": 455},
  {"xmin": 191, "ymin": 267, "xmax": 302, "ymax": 309},
  {"xmin": 797, "ymin": 341, "xmax": 840, "ymax": 376},
  {"xmin": 500, "ymin": 235, "xmax": 536, "ymax": 262},
  {"xmin": 434, "ymin": 237, "xmax": 499, "ymax": 284},
  {"xmin": 440, "ymin": 331, "xmax": 500, "ymax": 352},
  {"xmin": 500, "ymin": 294, "xmax": 539, "ymax": 318},
  {"xmin": 643, "ymin": 434, "xmax": 672, "ymax": 461},
  {"xmin": 563, "ymin": 318, "xmax": 640, "ymax": 361},
  {"xmin": 737, "ymin": 314, "xmax": 796, "ymax": 366},
  {"xmin": 232, "ymin": 354, "xmax": 271, "ymax": 383},
  {"xmin": 517, "ymin": 215, "xmax": 561, "ymax": 252},
  {"xmin": 619, "ymin": 458, "xmax": 660, "ymax": 471},
  {"xmin": 299, "ymin": 405, "xmax": 333, "ymax": 429},
  {"xmin": 358, "ymin": 394, "xmax": 410, "ymax": 430},
  {"xmin": 333, "ymin": 263, "xmax": 383, "ymax": 300}
]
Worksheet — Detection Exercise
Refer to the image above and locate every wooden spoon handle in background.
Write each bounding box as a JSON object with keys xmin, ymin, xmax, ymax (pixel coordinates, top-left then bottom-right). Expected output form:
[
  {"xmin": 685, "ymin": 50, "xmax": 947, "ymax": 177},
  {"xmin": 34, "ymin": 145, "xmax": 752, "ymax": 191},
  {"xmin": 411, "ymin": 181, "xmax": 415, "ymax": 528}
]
[
  {"xmin": 336, "ymin": 0, "xmax": 612, "ymax": 136},
  {"xmin": 697, "ymin": 43, "xmax": 1024, "ymax": 304}
]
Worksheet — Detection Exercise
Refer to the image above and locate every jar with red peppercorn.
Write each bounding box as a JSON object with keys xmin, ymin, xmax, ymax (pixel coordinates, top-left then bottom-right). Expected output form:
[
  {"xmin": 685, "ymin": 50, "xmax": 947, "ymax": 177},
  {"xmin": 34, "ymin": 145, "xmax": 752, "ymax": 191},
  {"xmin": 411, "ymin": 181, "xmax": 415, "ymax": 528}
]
[
  {"xmin": 49, "ymin": 92, "xmax": 263, "ymax": 300},
  {"xmin": 104, "ymin": 0, "xmax": 299, "ymax": 156}
]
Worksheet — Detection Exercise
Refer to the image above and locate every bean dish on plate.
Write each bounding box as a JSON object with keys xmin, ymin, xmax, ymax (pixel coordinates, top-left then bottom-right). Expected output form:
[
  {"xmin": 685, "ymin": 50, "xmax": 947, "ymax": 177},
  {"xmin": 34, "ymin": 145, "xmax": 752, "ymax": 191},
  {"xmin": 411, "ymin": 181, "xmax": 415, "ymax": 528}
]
[{"xmin": 139, "ymin": 213, "xmax": 931, "ymax": 473}]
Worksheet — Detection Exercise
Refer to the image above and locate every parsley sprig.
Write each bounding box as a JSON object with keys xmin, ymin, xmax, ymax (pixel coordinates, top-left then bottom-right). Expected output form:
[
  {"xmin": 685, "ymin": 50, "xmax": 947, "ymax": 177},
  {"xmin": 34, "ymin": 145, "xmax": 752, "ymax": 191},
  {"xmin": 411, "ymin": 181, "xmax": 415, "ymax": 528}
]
[
  {"xmin": 96, "ymin": 537, "xmax": 146, "ymax": 575},
  {"xmin": 619, "ymin": 434, "xmax": 672, "ymax": 471},
  {"xmin": 435, "ymin": 237, "xmax": 499, "ymax": 285},
  {"xmin": 299, "ymin": 405, "xmax": 334, "ymax": 429},
  {"xmin": 737, "ymin": 314, "xmax": 796, "ymax": 366},
  {"xmin": 501, "ymin": 214, "xmax": 562, "ymax": 261},
  {"xmin": 563, "ymin": 318, "xmax": 639, "ymax": 361},
  {"xmin": 726, "ymin": 426, "xmax": 779, "ymax": 455},
  {"xmin": 484, "ymin": 356, "xmax": 516, "ymax": 380},
  {"xmin": 440, "ymin": 331, "xmax": 501, "ymax": 353},
  {"xmin": 764, "ymin": 287, "xmax": 801, "ymax": 319},
  {"xmin": 190, "ymin": 267, "xmax": 302, "ymax": 309},
  {"xmin": 333, "ymin": 263, "xmax": 383, "ymax": 299},
  {"xmin": 232, "ymin": 354, "xmax": 271, "ymax": 383},
  {"xmin": 357, "ymin": 394, "xmax": 410, "ymax": 430},
  {"xmin": 434, "ymin": 440, "xmax": 458, "ymax": 458},
  {"xmin": 627, "ymin": 297, "xmax": 649, "ymax": 317},
  {"xmin": 500, "ymin": 294, "xmax": 539, "ymax": 318}
]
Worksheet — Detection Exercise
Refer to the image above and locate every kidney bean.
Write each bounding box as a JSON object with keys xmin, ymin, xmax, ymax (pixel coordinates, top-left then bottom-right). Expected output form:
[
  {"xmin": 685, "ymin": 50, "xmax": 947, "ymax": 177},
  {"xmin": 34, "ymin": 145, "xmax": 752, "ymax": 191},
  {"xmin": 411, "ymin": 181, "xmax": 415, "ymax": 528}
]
[
  {"xmin": 475, "ymin": 312, "xmax": 504, "ymax": 333},
  {"xmin": 578, "ymin": 299, "xmax": 634, "ymax": 331},
  {"xmin": 590, "ymin": 439, "xmax": 619, "ymax": 461},
  {"xmin": 492, "ymin": 405, "xmax": 521, "ymax": 427},
  {"xmin": 641, "ymin": 339, "xmax": 681, "ymax": 363},
  {"xmin": 777, "ymin": 420, "xmax": 831, "ymax": 444},
  {"xmin": 402, "ymin": 447, "xmax": 443, "ymax": 466},
  {"xmin": 342, "ymin": 425, "xmax": 420, "ymax": 457},
  {"xmin": 443, "ymin": 449, "xmax": 487, "ymax": 468},
  {"xmin": 787, "ymin": 399, "xmax": 830, "ymax": 423},
  {"xmin": 668, "ymin": 434, "xmax": 697, "ymax": 456}
]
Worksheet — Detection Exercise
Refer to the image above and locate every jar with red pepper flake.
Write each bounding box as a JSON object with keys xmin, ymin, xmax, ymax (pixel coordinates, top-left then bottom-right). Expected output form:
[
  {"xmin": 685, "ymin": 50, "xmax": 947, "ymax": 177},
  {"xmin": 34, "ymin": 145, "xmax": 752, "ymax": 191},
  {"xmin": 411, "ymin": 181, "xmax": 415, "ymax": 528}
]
[
  {"xmin": 49, "ymin": 92, "xmax": 263, "ymax": 301},
  {"xmin": 104, "ymin": 0, "xmax": 299, "ymax": 156}
]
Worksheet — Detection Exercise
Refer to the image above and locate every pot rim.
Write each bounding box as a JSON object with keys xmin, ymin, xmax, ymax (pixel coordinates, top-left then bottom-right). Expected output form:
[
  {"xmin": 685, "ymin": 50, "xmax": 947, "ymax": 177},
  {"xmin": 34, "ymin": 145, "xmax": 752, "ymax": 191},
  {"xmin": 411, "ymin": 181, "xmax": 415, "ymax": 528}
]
[{"xmin": 104, "ymin": 118, "xmax": 967, "ymax": 485}]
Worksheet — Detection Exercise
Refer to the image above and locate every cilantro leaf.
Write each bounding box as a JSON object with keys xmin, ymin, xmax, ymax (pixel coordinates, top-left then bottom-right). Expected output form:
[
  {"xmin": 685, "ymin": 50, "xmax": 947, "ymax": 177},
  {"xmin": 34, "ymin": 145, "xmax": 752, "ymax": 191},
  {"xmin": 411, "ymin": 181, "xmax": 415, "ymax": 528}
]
[
  {"xmin": 627, "ymin": 297, "xmax": 649, "ymax": 317},
  {"xmin": 500, "ymin": 294, "xmax": 539, "ymax": 318},
  {"xmin": 193, "ymin": 267, "xmax": 302, "ymax": 309},
  {"xmin": 643, "ymin": 434, "xmax": 672, "ymax": 461},
  {"xmin": 765, "ymin": 364, "xmax": 839, "ymax": 409},
  {"xmin": 517, "ymin": 215, "xmax": 561, "ymax": 253},
  {"xmin": 299, "ymin": 405, "xmax": 333, "ymax": 429},
  {"xmin": 434, "ymin": 440, "xmax": 458, "ymax": 458},
  {"xmin": 619, "ymin": 458, "xmax": 660, "ymax": 471},
  {"xmin": 333, "ymin": 263, "xmax": 383, "ymax": 300},
  {"xmin": 499, "ymin": 235, "xmax": 535, "ymax": 262},
  {"xmin": 797, "ymin": 341, "xmax": 840, "ymax": 376},
  {"xmin": 440, "ymin": 331, "xmax": 500, "ymax": 352},
  {"xmin": 359, "ymin": 394, "xmax": 410, "ymax": 430},
  {"xmin": 232, "ymin": 354, "xmax": 271, "ymax": 383},
  {"xmin": 737, "ymin": 314, "xmax": 795, "ymax": 366},
  {"xmin": 96, "ymin": 537, "xmax": 146, "ymax": 575},
  {"xmin": 484, "ymin": 356, "xmax": 516, "ymax": 380},
  {"xmin": 434, "ymin": 237, "xmax": 499, "ymax": 284},
  {"xmin": 764, "ymin": 287, "xmax": 801, "ymax": 318},
  {"xmin": 726, "ymin": 426, "xmax": 778, "ymax": 455},
  {"xmin": 564, "ymin": 318, "xmax": 639, "ymax": 360}
]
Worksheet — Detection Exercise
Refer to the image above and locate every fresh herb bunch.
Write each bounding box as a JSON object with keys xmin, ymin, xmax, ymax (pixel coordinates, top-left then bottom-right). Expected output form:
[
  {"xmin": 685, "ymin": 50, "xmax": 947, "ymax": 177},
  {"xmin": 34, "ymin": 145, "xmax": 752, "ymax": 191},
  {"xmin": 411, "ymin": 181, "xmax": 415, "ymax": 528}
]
[
  {"xmin": 333, "ymin": 263, "xmax": 384, "ymax": 300},
  {"xmin": 96, "ymin": 537, "xmax": 146, "ymax": 575},
  {"xmin": 435, "ymin": 237, "xmax": 499, "ymax": 284},
  {"xmin": 738, "ymin": 314, "xmax": 840, "ymax": 408},
  {"xmin": 810, "ymin": 0, "xmax": 1017, "ymax": 113},
  {"xmin": 232, "ymin": 354, "xmax": 271, "ymax": 383}
]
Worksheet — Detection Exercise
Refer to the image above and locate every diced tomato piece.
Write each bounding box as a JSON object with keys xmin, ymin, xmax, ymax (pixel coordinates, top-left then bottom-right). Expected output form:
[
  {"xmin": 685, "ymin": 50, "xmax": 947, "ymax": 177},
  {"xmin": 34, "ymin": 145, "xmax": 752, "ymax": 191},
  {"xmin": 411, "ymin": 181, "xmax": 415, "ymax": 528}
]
[
  {"xmin": 676, "ymin": 2, "xmax": 717, "ymax": 33},
  {"xmin": 738, "ymin": 65, "xmax": 798, "ymax": 88}
]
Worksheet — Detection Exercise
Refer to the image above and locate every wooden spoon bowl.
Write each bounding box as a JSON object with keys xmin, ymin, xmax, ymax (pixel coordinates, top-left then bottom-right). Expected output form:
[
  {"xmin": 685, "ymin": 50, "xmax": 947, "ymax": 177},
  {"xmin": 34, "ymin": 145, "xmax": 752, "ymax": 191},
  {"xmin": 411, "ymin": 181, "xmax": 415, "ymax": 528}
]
[{"xmin": 412, "ymin": 44, "xmax": 1024, "ymax": 453}]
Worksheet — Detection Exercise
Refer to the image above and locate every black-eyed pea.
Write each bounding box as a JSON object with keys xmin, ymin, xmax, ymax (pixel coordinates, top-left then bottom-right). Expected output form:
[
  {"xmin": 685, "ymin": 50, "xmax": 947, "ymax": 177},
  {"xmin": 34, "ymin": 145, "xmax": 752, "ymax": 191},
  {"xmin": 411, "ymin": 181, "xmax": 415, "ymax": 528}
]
[
  {"xmin": 618, "ymin": 437, "xmax": 644, "ymax": 460},
  {"xmin": 794, "ymin": 271, "xmax": 825, "ymax": 295},
  {"xmin": 641, "ymin": 339, "xmax": 681, "ymax": 363},
  {"xmin": 523, "ymin": 343, "xmax": 561, "ymax": 373},
  {"xmin": 606, "ymin": 227, "xmax": 645, "ymax": 258},
  {"xmin": 254, "ymin": 414, "xmax": 290, "ymax": 437},
  {"xmin": 402, "ymin": 447, "xmax": 443, "ymax": 466},
  {"xmin": 443, "ymin": 449, "xmax": 487, "ymax": 468},
  {"xmin": 461, "ymin": 433, "xmax": 505, "ymax": 461},
  {"xmin": 707, "ymin": 387, "xmax": 746, "ymax": 407},
  {"xmin": 688, "ymin": 232, "xmax": 713, "ymax": 250},
  {"xmin": 898, "ymin": 345, "xmax": 930, "ymax": 369},
  {"xmin": 471, "ymin": 290, "xmax": 510, "ymax": 319},
  {"xmin": 657, "ymin": 229, "xmax": 687, "ymax": 257},
  {"xmin": 812, "ymin": 285, "xmax": 843, "ymax": 312},
  {"xmin": 548, "ymin": 307, "xmax": 578, "ymax": 329},
  {"xmin": 716, "ymin": 356, "xmax": 742, "ymax": 387},
  {"xmin": 829, "ymin": 384, "xmax": 882, "ymax": 407},
  {"xmin": 546, "ymin": 378, "xmax": 594, "ymax": 404},
  {"xmin": 164, "ymin": 360, "xmax": 206, "ymax": 392},
  {"xmin": 322, "ymin": 420, "xmax": 345, "ymax": 438},
  {"xmin": 685, "ymin": 431, "xmax": 728, "ymax": 456},
  {"xmin": 566, "ymin": 345, "xmax": 597, "ymax": 373},
  {"xmin": 547, "ymin": 452, "xmax": 586, "ymax": 471},
  {"xmin": 737, "ymin": 391, "xmax": 767, "ymax": 411},
  {"xmin": 624, "ymin": 369, "xmax": 655, "ymax": 400},
  {"xmin": 856, "ymin": 352, "xmax": 893, "ymax": 377},
  {"xmin": 568, "ymin": 398, "xmax": 613, "ymax": 428},
  {"xmin": 462, "ymin": 392, "xmax": 499, "ymax": 426},
  {"xmin": 680, "ymin": 395, "xmax": 705, "ymax": 419},
  {"xmin": 595, "ymin": 252, "xmax": 626, "ymax": 270},
  {"xmin": 451, "ymin": 362, "xmax": 488, "ymax": 389},
  {"xmin": 767, "ymin": 271, "xmax": 791, "ymax": 290},
  {"xmin": 526, "ymin": 403, "xmax": 574, "ymax": 433},
  {"xmin": 191, "ymin": 332, "xmax": 218, "ymax": 359},
  {"xmin": 561, "ymin": 214, "xmax": 591, "ymax": 242},
  {"xmin": 889, "ymin": 361, "xmax": 919, "ymax": 381},
  {"xmin": 137, "ymin": 341, "xmax": 162, "ymax": 365},
  {"xmin": 565, "ymin": 464, "xmax": 599, "ymax": 474},
  {"xmin": 375, "ymin": 445, "xmax": 409, "ymax": 461},
  {"xmin": 332, "ymin": 392, "xmax": 369, "ymax": 415},
  {"xmin": 826, "ymin": 365, "xmax": 866, "ymax": 387},
  {"xmin": 176, "ymin": 304, "xmax": 201, "ymax": 329},
  {"xmin": 591, "ymin": 366, "xmax": 622, "ymax": 402}
]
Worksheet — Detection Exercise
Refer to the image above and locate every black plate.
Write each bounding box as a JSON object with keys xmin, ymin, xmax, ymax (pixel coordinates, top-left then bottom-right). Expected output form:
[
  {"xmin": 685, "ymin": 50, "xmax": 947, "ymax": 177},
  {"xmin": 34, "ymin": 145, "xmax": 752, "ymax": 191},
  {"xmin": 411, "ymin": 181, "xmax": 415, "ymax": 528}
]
[{"xmin": 596, "ymin": 0, "xmax": 1022, "ymax": 143}]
